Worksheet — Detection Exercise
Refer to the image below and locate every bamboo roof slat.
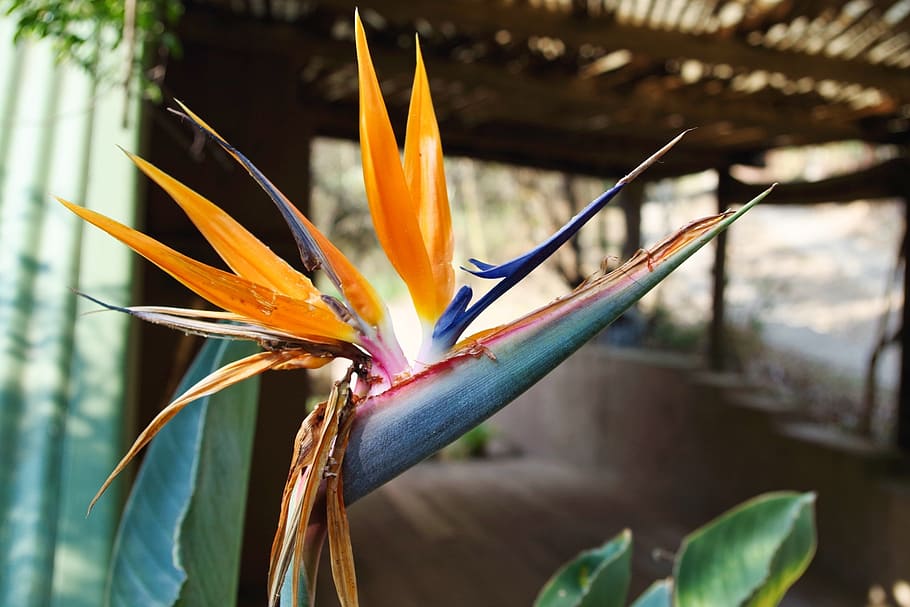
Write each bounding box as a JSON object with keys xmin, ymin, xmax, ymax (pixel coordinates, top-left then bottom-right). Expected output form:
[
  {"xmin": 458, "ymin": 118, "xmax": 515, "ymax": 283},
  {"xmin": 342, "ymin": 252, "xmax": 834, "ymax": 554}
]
[{"xmin": 175, "ymin": 0, "xmax": 910, "ymax": 177}]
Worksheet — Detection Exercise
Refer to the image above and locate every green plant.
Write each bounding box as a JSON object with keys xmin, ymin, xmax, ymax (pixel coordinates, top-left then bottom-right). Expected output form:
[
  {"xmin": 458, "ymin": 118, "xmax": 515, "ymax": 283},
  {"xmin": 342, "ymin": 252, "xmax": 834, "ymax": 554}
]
[
  {"xmin": 4, "ymin": 0, "xmax": 182, "ymax": 97},
  {"xmin": 536, "ymin": 492, "xmax": 817, "ymax": 607},
  {"xmin": 438, "ymin": 423, "xmax": 493, "ymax": 459}
]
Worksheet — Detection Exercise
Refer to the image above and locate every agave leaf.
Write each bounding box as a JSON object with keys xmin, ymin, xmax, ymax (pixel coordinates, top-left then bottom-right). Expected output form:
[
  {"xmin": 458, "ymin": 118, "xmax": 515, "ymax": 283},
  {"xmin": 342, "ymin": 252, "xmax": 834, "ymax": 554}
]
[
  {"xmin": 673, "ymin": 492, "xmax": 817, "ymax": 607},
  {"xmin": 342, "ymin": 186, "xmax": 773, "ymax": 503},
  {"xmin": 105, "ymin": 339, "xmax": 260, "ymax": 607},
  {"xmin": 89, "ymin": 349, "xmax": 296, "ymax": 514},
  {"xmin": 534, "ymin": 529, "xmax": 632, "ymax": 607}
]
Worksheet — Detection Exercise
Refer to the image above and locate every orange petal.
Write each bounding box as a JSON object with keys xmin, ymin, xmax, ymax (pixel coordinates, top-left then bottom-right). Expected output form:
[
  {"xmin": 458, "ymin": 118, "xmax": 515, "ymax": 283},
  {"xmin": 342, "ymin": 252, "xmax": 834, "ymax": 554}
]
[
  {"xmin": 88, "ymin": 349, "xmax": 305, "ymax": 513},
  {"xmin": 404, "ymin": 38, "xmax": 454, "ymax": 319},
  {"xmin": 355, "ymin": 13, "xmax": 437, "ymax": 321},
  {"xmin": 126, "ymin": 151, "xmax": 323, "ymax": 304},
  {"xmin": 59, "ymin": 198, "xmax": 354, "ymax": 343},
  {"xmin": 285, "ymin": 202, "xmax": 388, "ymax": 329},
  {"xmin": 174, "ymin": 101, "xmax": 389, "ymax": 331}
]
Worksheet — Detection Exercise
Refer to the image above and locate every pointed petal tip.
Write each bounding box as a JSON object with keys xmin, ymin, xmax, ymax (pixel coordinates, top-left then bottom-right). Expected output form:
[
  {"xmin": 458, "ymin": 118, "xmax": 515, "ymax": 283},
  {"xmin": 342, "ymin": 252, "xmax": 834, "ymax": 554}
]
[
  {"xmin": 430, "ymin": 180, "xmax": 626, "ymax": 347},
  {"xmin": 618, "ymin": 131, "xmax": 691, "ymax": 186},
  {"xmin": 464, "ymin": 258, "xmax": 496, "ymax": 272},
  {"xmin": 727, "ymin": 183, "xmax": 775, "ymax": 214},
  {"xmin": 357, "ymin": 9, "xmax": 441, "ymax": 324},
  {"xmin": 354, "ymin": 8, "xmax": 366, "ymax": 44}
]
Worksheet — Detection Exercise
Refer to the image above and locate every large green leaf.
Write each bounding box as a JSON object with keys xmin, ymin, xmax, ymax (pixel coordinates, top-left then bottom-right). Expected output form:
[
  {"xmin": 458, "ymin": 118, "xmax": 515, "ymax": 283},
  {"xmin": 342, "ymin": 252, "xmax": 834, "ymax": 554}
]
[
  {"xmin": 673, "ymin": 492, "xmax": 817, "ymax": 607},
  {"xmin": 534, "ymin": 529, "xmax": 632, "ymax": 607},
  {"xmin": 105, "ymin": 338, "xmax": 260, "ymax": 607},
  {"xmin": 630, "ymin": 579, "xmax": 672, "ymax": 607}
]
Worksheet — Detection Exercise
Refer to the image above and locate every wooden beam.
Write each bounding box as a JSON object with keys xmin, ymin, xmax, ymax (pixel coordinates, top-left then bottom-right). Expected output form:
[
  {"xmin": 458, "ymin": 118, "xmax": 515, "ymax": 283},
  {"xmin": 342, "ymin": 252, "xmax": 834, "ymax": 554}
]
[
  {"xmin": 897, "ymin": 166, "xmax": 910, "ymax": 450},
  {"xmin": 177, "ymin": 9, "xmax": 866, "ymax": 154},
  {"xmin": 335, "ymin": 0, "xmax": 910, "ymax": 99},
  {"xmin": 724, "ymin": 157, "xmax": 910, "ymax": 205},
  {"xmin": 304, "ymin": 102, "xmax": 728, "ymax": 178}
]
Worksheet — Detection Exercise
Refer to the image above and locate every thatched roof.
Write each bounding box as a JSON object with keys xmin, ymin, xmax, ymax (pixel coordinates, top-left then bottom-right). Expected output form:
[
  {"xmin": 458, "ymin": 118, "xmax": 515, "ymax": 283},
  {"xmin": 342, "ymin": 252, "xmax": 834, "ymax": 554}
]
[{"xmin": 180, "ymin": 0, "xmax": 910, "ymax": 177}]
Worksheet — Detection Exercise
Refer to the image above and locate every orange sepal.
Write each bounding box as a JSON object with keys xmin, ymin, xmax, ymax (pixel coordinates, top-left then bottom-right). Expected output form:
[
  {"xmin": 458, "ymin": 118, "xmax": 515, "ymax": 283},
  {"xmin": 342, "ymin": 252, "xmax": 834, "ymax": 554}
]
[
  {"xmin": 355, "ymin": 12, "xmax": 437, "ymax": 321},
  {"xmin": 286, "ymin": 203, "xmax": 388, "ymax": 329},
  {"xmin": 126, "ymin": 152, "xmax": 323, "ymax": 304},
  {"xmin": 59, "ymin": 198, "xmax": 354, "ymax": 343},
  {"xmin": 174, "ymin": 101, "xmax": 389, "ymax": 331},
  {"xmin": 404, "ymin": 38, "xmax": 454, "ymax": 318}
]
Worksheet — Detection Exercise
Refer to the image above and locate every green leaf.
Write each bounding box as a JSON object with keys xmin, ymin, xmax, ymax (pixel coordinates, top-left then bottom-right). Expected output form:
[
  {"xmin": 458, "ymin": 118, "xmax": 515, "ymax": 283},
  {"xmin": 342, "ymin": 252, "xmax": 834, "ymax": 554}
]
[
  {"xmin": 534, "ymin": 529, "xmax": 632, "ymax": 607},
  {"xmin": 674, "ymin": 492, "xmax": 817, "ymax": 607},
  {"xmin": 106, "ymin": 339, "xmax": 260, "ymax": 607},
  {"xmin": 630, "ymin": 579, "xmax": 672, "ymax": 607}
]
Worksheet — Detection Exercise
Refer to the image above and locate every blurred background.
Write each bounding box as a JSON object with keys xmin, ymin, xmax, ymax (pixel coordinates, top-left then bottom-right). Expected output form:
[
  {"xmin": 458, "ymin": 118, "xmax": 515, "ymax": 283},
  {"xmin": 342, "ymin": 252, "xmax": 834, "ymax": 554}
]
[{"xmin": 1, "ymin": 1, "xmax": 909, "ymax": 605}]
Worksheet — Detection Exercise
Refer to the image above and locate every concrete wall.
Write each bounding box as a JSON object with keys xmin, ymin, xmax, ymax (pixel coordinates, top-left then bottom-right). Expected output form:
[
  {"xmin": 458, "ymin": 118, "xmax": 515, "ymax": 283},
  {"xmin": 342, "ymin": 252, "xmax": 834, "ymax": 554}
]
[{"xmin": 491, "ymin": 345, "xmax": 910, "ymax": 592}]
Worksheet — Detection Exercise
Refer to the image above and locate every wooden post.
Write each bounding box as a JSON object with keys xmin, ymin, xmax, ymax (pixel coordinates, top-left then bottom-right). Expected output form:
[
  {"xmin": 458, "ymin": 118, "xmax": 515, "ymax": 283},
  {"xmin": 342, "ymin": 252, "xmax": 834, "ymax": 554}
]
[
  {"xmin": 620, "ymin": 179, "xmax": 644, "ymax": 262},
  {"xmin": 709, "ymin": 167, "xmax": 732, "ymax": 370},
  {"xmin": 899, "ymin": 197, "xmax": 910, "ymax": 450}
]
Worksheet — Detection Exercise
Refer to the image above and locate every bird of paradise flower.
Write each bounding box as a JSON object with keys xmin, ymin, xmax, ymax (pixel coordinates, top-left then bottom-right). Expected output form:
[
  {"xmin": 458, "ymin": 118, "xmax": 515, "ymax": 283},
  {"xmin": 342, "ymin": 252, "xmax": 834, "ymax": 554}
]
[{"xmin": 60, "ymin": 11, "xmax": 774, "ymax": 607}]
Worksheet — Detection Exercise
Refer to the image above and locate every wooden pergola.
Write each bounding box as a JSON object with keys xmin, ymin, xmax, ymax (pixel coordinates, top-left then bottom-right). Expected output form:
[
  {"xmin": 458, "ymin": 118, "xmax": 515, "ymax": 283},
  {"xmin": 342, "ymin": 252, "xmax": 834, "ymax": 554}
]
[{"xmin": 143, "ymin": 0, "xmax": 910, "ymax": 462}]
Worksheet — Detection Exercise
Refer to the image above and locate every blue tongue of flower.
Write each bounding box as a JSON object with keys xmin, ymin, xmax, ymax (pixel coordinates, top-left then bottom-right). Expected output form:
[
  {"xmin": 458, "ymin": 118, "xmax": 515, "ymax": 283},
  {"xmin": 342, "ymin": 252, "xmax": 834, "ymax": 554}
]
[
  {"xmin": 432, "ymin": 181, "xmax": 625, "ymax": 348},
  {"xmin": 432, "ymin": 130, "xmax": 692, "ymax": 351}
]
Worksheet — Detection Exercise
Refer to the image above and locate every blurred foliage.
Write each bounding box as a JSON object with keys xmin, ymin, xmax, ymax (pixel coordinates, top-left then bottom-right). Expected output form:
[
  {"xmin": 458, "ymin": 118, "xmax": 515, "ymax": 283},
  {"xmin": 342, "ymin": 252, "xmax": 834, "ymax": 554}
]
[
  {"xmin": 536, "ymin": 492, "xmax": 816, "ymax": 607},
  {"xmin": 4, "ymin": 0, "xmax": 183, "ymax": 96},
  {"xmin": 642, "ymin": 306, "xmax": 706, "ymax": 353},
  {"xmin": 437, "ymin": 423, "xmax": 493, "ymax": 460}
]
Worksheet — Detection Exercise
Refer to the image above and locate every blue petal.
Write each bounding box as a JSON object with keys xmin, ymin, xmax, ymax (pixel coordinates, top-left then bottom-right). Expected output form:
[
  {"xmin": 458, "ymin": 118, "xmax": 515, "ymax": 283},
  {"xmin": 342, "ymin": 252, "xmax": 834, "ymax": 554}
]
[
  {"xmin": 432, "ymin": 182, "xmax": 623, "ymax": 348},
  {"xmin": 431, "ymin": 131, "xmax": 692, "ymax": 351},
  {"xmin": 434, "ymin": 285, "xmax": 473, "ymax": 336},
  {"xmin": 467, "ymin": 182, "xmax": 623, "ymax": 279}
]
